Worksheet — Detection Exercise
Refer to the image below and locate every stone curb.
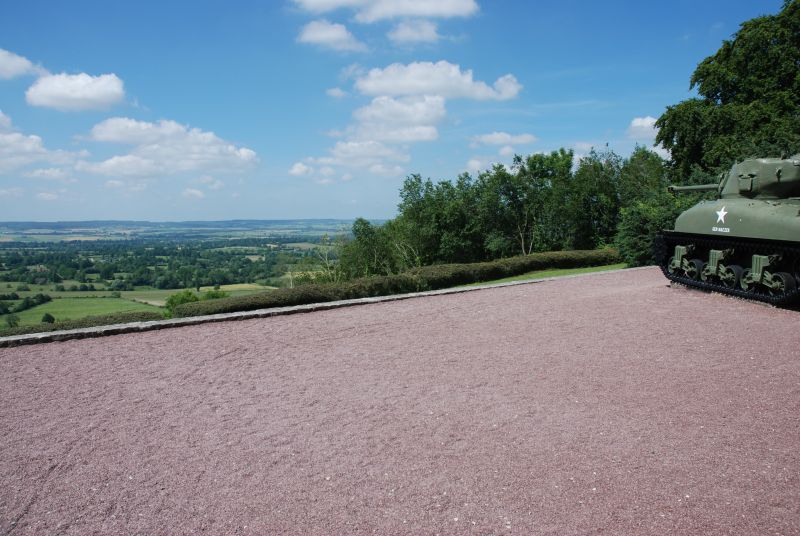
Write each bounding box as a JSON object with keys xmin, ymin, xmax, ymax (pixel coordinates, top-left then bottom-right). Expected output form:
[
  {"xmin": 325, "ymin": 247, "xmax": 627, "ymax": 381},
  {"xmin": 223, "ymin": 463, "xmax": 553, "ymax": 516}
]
[{"xmin": 0, "ymin": 266, "xmax": 649, "ymax": 348}]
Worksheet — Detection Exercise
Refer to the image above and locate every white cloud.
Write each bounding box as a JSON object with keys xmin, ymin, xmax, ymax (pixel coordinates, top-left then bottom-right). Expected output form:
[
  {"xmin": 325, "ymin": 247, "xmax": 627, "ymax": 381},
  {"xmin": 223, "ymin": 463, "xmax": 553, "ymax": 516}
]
[
  {"xmin": 0, "ymin": 131, "xmax": 83, "ymax": 174},
  {"xmin": 319, "ymin": 166, "xmax": 336, "ymax": 176},
  {"xmin": 0, "ymin": 110, "xmax": 11, "ymax": 131},
  {"xmin": 293, "ymin": 0, "xmax": 478, "ymax": 22},
  {"xmin": 77, "ymin": 154, "xmax": 158, "ymax": 177},
  {"xmin": 298, "ymin": 20, "xmax": 367, "ymax": 52},
  {"xmin": 289, "ymin": 162, "xmax": 313, "ymax": 176},
  {"xmin": 471, "ymin": 131, "xmax": 537, "ymax": 146},
  {"xmin": 573, "ymin": 141, "xmax": 596, "ymax": 153},
  {"xmin": 466, "ymin": 157, "xmax": 488, "ymax": 174},
  {"xmin": 0, "ymin": 187, "xmax": 23, "ymax": 198},
  {"xmin": 197, "ymin": 175, "xmax": 224, "ymax": 190},
  {"xmin": 79, "ymin": 117, "xmax": 257, "ymax": 177},
  {"xmin": 351, "ymin": 95, "xmax": 445, "ymax": 142},
  {"xmin": 367, "ymin": 163, "xmax": 404, "ymax": 176},
  {"xmin": 627, "ymin": 116, "xmax": 658, "ymax": 140},
  {"xmin": 0, "ymin": 112, "xmax": 86, "ymax": 174},
  {"xmin": 24, "ymin": 167, "xmax": 77, "ymax": 184},
  {"xmin": 105, "ymin": 180, "xmax": 124, "ymax": 188},
  {"xmin": 182, "ymin": 188, "xmax": 205, "ymax": 199},
  {"xmin": 311, "ymin": 140, "xmax": 408, "ymax": 174},
  {"xmin": 355, "ymin": 61, "xmax": 521, "ymax": 100},
  {"xmin": 35, "ymin": 191, "xmax": 59, "ymax": 201},
  {"xmin": 326, "ymin": 87, "xmax": 348, "ymax": 98},
  {"xmin": 339, "ymin": 63, "xmax": 364, "ymax": 81},
  {"xmin": 0, "ymin": 49, "xmax": 47, "ymax": 79},
  {"xmin": 387, "ymin": 20, "xmax": 440, "ymax": 44},
  {"xmin": 498, "ymin": 145, "xmax": 514, "ymax": 157},
  {"xmin": 26, "ymin": 73, "xmax": 125, "ymax": 111}
]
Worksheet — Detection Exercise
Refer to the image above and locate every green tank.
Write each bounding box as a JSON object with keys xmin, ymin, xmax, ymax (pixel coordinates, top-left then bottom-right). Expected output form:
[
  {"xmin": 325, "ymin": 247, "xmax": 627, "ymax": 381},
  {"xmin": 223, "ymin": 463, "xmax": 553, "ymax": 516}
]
[{"xmin": 654, "ymin": 154, "xmax": 800, "ymax": 305}]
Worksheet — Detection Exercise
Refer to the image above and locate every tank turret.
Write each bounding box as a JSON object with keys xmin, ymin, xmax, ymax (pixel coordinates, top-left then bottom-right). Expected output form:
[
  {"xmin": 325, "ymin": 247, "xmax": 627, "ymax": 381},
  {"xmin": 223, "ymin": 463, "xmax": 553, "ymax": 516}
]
[{"xmin": 655, "ymin": 155, "xmax": 800, "ymax": 305}]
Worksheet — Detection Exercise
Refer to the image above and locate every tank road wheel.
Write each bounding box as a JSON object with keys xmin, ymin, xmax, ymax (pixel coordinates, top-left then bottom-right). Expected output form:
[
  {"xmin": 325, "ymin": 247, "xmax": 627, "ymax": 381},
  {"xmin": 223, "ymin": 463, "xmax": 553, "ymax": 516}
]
[
  {"xmin": 685, "ymin": 259, "xmax": 705, "ymax": 280},
  {"xmin": 740, "ymin": 269, "xmax": 754, "ymax": 292},
  {"xmin": 768, "ymin": 272, "xmax": 797, "ymax": 297},
  {"xmin": 719, "ymin": 265, "xmax": 744, "ymax": 289}
]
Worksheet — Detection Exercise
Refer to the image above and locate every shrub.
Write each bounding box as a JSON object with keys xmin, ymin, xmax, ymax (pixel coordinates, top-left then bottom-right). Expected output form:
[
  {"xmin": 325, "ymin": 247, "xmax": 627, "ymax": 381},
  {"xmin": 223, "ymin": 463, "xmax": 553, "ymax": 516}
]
[
  {"xmin": 41, "ymin": 313, "xmax": 55, "ymax": 323},
  {"xmin": 0, "ymin": 311, "xmax": 165, "ymax": 337},
  {"xmin": 5, "ymin": 313, "xmax": 20, "ymax": 328},
  {"xmin": 165, "ymin": 289, "xmax": 199, "ymax": 315},
  {"xmin": 200, "ymin": 290, "xmax": 229, "ymax": 300},
  {"xmin": 173, "ymin": 248, "xmax": 619, "ymax": 318}
]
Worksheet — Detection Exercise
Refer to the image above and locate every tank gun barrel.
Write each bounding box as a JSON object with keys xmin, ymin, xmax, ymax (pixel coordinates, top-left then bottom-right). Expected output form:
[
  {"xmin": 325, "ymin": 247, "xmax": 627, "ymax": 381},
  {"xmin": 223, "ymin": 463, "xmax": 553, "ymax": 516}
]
[{"xmin": 667, "ymin": 183, "xmax": 719, "ymax": 194}]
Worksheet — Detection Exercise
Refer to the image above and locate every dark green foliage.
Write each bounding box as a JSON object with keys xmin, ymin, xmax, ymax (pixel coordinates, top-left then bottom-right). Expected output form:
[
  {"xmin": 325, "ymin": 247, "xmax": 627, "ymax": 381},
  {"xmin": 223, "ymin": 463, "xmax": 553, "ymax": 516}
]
[
  {"xmin": 0, "ymin": 236, "xmax": 286, "ymax": 288},
  {"xmin": 569, "ymin": 149, "xmax": 622, "ymax": 249},
  {"xmin": 341, "ymin": 149, "xmax": 623, "ymax": 276},
  {"xmin": 1, "ymin": 311, "xmax": 165, "ymax": 337},
  {"xmin": 41, "ymin": 313, "xmax": 55, "ymax": 324},
  {"xmin": 11, "ymin": 293, "xmax": 52, "ymax": 314},
  {"xmin": 165, "ymin": 289, "xmax": 199, "ymax": 315},
  {"xmin": 337, "ymin": 218, "xmax": 409, "ymax": 278},
  {"xmin": 411, "ymin": 249, "xmax": 620, "ymax": 288},
  {"xmin": 656, "ymin": 1, "xmax": 800, "ymax": 176},
  {"xmin": 173, "ymin": 274, "xmax": 422, "ymax": 317},
  {"xmin": 4, "ymin": 313, "xmax": 20, "ymax": 328},
  {"xmin": 200, "ymin": 290, "xmax": 229, "ymax": 300},
  {"xmin": 173, "ymin": 249, "xmax": 619, "ymax": 318},
  {"xmin": 616, "ymin": 193, "xmax": 699, "ymax": 266}
]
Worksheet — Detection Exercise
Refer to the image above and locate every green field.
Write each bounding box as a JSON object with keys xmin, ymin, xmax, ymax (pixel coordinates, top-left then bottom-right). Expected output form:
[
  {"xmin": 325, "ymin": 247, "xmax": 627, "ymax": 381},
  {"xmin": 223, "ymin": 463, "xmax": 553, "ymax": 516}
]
[
  {"xmin": 1, "ymin": 280, "xmax": 274, "ymax": 307},
  {"xmin": 125, "ymin": 283, "xmax": 273, "ymax": 306},
  {"xmin": 7, "ymin": 298, "xmax": 161, "ymax": 327},
  {"xmin": 465, "ymin": 263, "xmax": 627, "ymax": 286}
]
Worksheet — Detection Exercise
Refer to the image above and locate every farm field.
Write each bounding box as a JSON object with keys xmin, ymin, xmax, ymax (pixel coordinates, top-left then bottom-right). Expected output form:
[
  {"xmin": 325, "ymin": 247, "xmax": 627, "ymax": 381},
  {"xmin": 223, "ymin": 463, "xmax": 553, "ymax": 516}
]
[
  {"xmin": 126, "ymin": 283, "xmax": 273, "ymax": 306},
  {"xmin": 11, "ymin": 298, "xmax": 159, "ymax": 327},
  {"xmin": 0, "ymin": 281, "xmax": 275, "ymax": 331}
]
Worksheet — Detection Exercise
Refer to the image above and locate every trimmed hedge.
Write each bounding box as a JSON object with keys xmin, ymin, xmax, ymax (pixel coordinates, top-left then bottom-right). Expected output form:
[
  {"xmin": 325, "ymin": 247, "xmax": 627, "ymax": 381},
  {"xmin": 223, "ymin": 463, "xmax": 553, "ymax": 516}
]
[
  {"xmin": 410, "ymin": 249, "xmax": 620, "ymax": 288},
  {"xmin": 172, "ymin": 273, "xmax": 423, "ymax": 318},
  {"xmin": 173, "ymin": 248, "xmax": 620, "ymax": 318},
  {"xmin": 0, "ymin": 311, "xmax": 165, "ymax": 337}
]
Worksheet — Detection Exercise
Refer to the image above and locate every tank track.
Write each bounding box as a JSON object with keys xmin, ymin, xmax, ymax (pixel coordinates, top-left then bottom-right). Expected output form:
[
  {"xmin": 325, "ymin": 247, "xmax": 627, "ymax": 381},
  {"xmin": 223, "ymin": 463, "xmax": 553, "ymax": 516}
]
[{"xmin": 654, "ymin": 231, "xmax": 800, "ymax": 306}]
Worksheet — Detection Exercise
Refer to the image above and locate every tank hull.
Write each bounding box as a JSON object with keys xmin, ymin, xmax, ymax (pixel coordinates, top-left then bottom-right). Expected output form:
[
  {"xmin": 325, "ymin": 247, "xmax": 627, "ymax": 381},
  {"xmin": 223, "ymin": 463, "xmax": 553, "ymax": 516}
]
[{"xmin": 674, "ymin": 198, "xmax": 800, "ymax": 242}]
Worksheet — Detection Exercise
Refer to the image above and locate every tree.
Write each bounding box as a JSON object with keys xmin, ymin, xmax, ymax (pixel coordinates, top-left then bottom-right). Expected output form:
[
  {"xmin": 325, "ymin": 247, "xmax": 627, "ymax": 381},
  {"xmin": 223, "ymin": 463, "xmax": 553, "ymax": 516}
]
[
  {"xmin": 510, "ymin": 149, "xmax": 575, "ymax": 252},
  {"xmin": 5, "ymin": 314, "xmax": 20, "ymax": 328},
  {"xmin": 570, "ymin": 149, "xmax": 622, "ymax": 249},
  {"xmin": 656, "ymin": 1, "xmax": 800, "ymax": 177},
  {"xmin": 41, "ymin": 313, "xmax": 55, "ymax": 324},
  {"xmin": 616, "ymin": 192, "xmax": 698, "ymax": 266},
  {"xmin": 618, "ymin": 146, "xmax": 668, "ymax": 208},
  {"xmin": 165, "ymin": 290, "xmax": 199, "ymax": 315}
]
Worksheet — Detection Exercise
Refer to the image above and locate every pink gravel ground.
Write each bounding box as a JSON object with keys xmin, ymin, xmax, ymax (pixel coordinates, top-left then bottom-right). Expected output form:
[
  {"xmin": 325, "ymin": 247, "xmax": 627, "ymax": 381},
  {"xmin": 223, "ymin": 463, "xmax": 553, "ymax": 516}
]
[{"xmin": 1, "ymin": 267, "xmax": 799, "ymax": 535}]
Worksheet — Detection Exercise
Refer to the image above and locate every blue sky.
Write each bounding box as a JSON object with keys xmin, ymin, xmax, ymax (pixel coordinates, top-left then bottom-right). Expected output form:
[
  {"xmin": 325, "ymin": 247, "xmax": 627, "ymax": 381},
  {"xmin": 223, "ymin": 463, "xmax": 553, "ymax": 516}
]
[{"xmin": 0, "ymin": 0, "xmax": 784, "ymax": 221}]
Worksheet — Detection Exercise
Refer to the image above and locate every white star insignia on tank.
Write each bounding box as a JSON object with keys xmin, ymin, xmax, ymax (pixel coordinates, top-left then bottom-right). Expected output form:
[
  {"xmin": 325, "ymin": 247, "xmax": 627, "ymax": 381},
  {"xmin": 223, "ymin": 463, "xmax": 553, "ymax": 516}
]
[{"xmin": 716, "ymin": 206, "xmax": 728, "ymax": 224}]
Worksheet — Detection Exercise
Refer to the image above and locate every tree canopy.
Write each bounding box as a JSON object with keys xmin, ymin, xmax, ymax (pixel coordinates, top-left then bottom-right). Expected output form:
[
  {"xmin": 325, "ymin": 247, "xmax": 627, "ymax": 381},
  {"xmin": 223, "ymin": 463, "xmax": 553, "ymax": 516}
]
[{"xmin": 656, "ymin": 0, "xmax": 800, "ymax": 177}]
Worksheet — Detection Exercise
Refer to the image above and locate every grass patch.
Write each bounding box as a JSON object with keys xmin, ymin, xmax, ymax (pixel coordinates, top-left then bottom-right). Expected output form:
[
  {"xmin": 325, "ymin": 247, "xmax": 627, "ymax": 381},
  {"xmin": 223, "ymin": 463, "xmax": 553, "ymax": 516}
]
[
  {"xmin": 463, "ymin": 263, "xmax": 627, "ymax": 286},
  {"xmin": 124, "ymin": 285, "xmax": 273, "ymax": 306},
  {"xmin": 7, "ymin": 297, "xmax": 159, "ymax": 327}
]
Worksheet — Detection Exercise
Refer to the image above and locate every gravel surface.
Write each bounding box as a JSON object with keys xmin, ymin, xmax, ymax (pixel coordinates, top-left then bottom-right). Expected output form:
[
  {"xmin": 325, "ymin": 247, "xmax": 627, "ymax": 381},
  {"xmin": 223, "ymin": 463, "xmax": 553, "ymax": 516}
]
[{"xmin": 2, "ymin": 267, "xmax": 799, "ymax": 535}]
